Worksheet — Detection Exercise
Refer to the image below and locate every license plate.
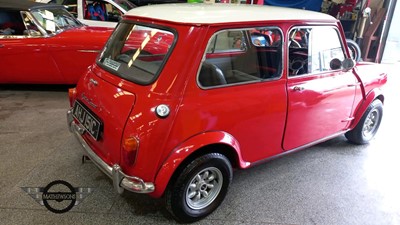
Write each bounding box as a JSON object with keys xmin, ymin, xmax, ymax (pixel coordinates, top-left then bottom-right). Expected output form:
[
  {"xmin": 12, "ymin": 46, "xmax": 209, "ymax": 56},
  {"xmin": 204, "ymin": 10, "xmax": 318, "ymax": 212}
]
[{"xmin": 72, "ymin": 101, "xmax": 102, "ymax": 140}]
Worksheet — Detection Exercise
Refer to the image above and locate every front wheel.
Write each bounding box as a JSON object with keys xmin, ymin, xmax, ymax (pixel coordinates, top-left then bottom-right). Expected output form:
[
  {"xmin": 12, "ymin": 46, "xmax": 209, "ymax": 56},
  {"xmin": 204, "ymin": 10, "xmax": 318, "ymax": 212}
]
[
  {"xmin": 345, "ymin": 99, "xmax": 383, "ymax": 144},
  {"xmin": 166, "ymin": 153, "xmax": 232, "ymax": 223}
]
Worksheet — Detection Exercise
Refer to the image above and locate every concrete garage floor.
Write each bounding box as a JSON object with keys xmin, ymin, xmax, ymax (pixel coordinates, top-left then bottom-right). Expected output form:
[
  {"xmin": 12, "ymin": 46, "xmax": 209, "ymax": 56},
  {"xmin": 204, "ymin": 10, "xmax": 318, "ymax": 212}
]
[{"xmin": 0, "ymin": 63, "xmax": 399, "ymax": 225}]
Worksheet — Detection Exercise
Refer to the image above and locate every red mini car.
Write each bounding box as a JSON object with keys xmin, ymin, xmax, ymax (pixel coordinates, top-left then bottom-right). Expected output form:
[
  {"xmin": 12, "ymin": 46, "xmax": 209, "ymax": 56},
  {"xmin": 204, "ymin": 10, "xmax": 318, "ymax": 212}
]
[
  {"xmin": 67, "ymin": 3, "xmax": 387, "ymax": 222},
  {"xmin": 0, "ymin": 0, "xmax": 112, "ymax": 84}
]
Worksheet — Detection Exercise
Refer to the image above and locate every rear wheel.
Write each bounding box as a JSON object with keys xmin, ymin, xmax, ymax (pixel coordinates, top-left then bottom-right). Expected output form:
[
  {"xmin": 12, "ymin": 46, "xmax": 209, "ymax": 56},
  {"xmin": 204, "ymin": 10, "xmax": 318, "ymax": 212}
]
[
  {"xmin": 166, "ymin": 153, "xmax": 232, "ymax": 223},
  {"xmin": 345, "ymin": 99, "xmax": 383, "ymax": 144}
]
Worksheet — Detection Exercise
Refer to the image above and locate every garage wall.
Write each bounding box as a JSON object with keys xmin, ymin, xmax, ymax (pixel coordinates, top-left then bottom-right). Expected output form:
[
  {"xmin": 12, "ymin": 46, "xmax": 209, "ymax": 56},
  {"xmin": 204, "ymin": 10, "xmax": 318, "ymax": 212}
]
[
  {"xmin": 381, "ymin": 1, "xmax": 400, "ymax": 63},
  {"xmin": 264, "ymin": 0, "xmax": 323, "ymax": 11}
]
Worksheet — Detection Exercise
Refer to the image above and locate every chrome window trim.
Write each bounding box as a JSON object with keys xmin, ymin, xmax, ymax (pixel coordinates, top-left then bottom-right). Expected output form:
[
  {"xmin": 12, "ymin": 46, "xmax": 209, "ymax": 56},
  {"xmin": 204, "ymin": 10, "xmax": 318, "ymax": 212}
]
[{"xmin": 0, "ymin": 34, "xmax": 44, "ymax": 39}]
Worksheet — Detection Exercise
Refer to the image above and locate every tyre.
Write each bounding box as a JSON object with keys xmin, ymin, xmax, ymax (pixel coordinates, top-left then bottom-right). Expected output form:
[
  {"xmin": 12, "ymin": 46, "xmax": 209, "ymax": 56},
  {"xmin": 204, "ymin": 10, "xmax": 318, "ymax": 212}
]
[
  {"xmin": 346, "ymin": 39, "xmax": 361, "ymax": 62},
  {"xmin": 166, "ymin": 153, "xmax": 232, "ymax": 223},
  {"xmin": 345, "ymin": 99, "xmax": 383, "ymax": 145}
]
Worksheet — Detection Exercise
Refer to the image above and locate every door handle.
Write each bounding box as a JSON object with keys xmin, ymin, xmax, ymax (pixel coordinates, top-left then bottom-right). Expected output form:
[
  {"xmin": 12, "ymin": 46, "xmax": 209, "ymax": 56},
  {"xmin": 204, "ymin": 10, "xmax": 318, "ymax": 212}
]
[
  {"xmin": 347, "ymin": 82, "xmax": 360, "ymax": 87},
  {"xmin": 89, "ymin": 78, "xmax": 98, "ymax": 86},
  {"xmin": 0, "ymin": 44, "xmax": 4, "ymax": 48},
  {"xmin": 293, "ymin": 86, "xmax": 304, "ymax": 91}
]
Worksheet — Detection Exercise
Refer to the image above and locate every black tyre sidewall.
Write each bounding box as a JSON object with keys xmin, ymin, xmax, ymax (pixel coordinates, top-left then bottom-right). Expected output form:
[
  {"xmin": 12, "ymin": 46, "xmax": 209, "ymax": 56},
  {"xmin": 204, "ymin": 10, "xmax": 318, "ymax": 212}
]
[
  {"xmin": 167, "ymin": 153, "xmax": 232, "ymax": 223},
  {"xmin": 346, "ymin": 100, "xmax": 383, "ymax": 144}
]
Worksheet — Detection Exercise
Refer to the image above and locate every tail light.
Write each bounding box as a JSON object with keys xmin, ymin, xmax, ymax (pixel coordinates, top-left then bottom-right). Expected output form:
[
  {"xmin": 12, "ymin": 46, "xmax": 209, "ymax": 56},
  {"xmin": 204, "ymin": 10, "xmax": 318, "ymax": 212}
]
[
  {"xmin": 122, "ymin": 137, "xmax": 139, "ymax": 166},
  {"xmin": 68, "ymin": 88, "xmax": 77, "ymax": 107}
]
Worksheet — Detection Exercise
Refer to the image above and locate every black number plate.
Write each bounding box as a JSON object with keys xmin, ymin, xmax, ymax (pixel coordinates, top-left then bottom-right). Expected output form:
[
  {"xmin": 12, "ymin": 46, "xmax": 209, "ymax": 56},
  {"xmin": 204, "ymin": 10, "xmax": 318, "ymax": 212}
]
[{"xmin": 72, "ymin": 101, "xmax": 102, "ymax": 140}]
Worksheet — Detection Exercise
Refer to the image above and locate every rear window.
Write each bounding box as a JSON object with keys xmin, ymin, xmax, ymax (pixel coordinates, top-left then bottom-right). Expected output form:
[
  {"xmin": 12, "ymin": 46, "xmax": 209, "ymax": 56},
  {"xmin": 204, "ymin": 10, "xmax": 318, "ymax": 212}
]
[{"xmin": 98, "ymin": 22, "xmax": 175, "ymax": 84}]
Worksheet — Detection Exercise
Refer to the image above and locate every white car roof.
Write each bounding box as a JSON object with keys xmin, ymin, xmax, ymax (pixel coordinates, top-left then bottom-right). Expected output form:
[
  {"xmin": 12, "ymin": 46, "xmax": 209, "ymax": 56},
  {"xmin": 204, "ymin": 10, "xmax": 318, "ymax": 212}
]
[{"xmin": 125, "ymin": 3, "xmax": 336, "ymax": 24}]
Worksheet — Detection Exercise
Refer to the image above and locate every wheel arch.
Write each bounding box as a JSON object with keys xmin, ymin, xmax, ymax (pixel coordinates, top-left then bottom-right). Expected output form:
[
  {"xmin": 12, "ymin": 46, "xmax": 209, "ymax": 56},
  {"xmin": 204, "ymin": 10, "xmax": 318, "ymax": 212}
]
[
  {"xmin": 350, "ymin": 88, "xmax": 384, "ymax": 130},
  {"xmin": 149, "ymin": 131, "xmax": 249, "ymax": 198}
]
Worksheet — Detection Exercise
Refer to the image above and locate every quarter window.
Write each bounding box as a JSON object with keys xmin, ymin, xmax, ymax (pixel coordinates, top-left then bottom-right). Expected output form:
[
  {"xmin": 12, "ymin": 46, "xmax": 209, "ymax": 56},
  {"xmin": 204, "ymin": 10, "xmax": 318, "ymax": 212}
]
[
  {"xmin": 199, "ymin": 27, "xmax": 282, "ymax": 88},
  {"xmin": 21, "ymin": 12, "xmax": 42, "ymax": 36},
  {"xmin": 206, "ymin": 30, "xmax": 246, "ymax": 53}
]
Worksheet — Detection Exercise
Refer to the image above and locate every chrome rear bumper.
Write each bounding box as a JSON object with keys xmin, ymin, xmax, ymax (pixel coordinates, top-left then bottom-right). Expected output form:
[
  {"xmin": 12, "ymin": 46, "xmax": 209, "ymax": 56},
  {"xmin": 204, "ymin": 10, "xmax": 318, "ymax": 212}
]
[{"xmin": 67, "ymin": 109, "xmax": 154, "ymax": 194}]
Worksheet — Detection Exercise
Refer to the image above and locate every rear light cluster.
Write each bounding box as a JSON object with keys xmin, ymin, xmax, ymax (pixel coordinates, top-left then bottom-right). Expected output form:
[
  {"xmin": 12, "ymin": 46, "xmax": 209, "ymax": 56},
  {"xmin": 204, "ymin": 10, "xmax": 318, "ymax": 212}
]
[
  {"xmin": 68, "ymin": 88, "xmax": 77, "ymax": 107},
  {"xmin": 122, "ymin": 137, "xmax": 139, "ymax": 166}
]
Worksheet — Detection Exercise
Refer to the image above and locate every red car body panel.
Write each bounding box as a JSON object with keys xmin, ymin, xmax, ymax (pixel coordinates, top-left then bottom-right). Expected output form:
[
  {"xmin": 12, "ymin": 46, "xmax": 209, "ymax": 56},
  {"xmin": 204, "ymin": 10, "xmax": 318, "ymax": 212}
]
[
  {"xmin": 68, "ymin": 5, "xmax": 388, "ymax": 199},
  {"xmin": 349, "ymin": 62, "xmax": 387, "ymax": 128},
  {"xmin": 77, "ymin": 67, "xmax": 136, "ymax": 166},
  {"xmin": 0, "ymin": 24, "xmax": 111, "ymax": 84},
  {"xmin": 45, "ymin": 26, "xmax": 113, "ymax": 84},
  {"xmin": 284, "ymin": 70, "xmax": 357, "ymax": 150},
  {"xmin": 153, "ymin": 131, "xmax": 246, "ymax": 198},
  {"xmin": 74, "ymin": 23, "xmax": 204, "ymax": 183}
]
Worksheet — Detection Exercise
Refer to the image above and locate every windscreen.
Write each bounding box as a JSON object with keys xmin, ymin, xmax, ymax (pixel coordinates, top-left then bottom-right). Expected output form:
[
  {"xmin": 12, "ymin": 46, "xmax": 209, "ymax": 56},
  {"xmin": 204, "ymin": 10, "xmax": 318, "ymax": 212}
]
[
  {"xmin": 98, "ymin": 22, "xmax": 175, "ymax": 84},
  {"xmin": 30, "ymin": 7, "xmax": 81, "ymax": 34}
]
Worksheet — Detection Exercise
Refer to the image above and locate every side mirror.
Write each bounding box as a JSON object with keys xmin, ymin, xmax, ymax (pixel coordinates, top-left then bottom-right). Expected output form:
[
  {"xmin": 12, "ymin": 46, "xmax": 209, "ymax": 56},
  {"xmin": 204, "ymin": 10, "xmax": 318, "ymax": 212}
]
[
  {"xmin": 329, "ymin": 58, "xmax": 342, "ymax": 70},
  {"xmin": 342, "ymin": 58, "xmax": 356, "ymax": 71}
]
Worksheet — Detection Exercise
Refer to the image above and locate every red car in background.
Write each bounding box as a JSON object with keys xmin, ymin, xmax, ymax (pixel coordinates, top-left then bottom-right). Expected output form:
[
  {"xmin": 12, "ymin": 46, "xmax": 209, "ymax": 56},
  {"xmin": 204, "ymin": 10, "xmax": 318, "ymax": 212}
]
[{"xmin": 0, "ymin": 0, "xmax": 112, "ymax": 84}]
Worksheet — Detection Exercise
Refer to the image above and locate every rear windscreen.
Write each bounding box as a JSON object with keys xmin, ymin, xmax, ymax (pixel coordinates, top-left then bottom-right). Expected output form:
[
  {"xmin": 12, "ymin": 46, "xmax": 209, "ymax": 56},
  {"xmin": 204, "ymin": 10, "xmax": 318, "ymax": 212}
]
[{"xmin": 98, "ymin": 22, "xmax": 175, "ymax": 84}]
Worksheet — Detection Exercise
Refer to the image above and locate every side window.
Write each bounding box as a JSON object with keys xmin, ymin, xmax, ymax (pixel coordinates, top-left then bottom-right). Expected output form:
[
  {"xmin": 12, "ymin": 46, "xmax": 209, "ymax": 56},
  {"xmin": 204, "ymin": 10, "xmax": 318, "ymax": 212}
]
[
  {"xmin": 206, "ymin": 30, "xmax": 246, "ymax": 53},
  {"xmin": 311, "ymin": 27, "xmax": 345, "ymax": 73},
  {"xmin": 199, "ymin": 27, "xmax": 283, "ymax": 88},
  {"xmin": 63, "ymin": 0, "xmax": 78, "ymax": 18},
  {"xmin": 0, "ymin": 10, "xmax": 26, "ymax": 36},
  {"xmin": 85, "ymin": 0, "xmax": 122, "ymax": 22},
  {"xmin": 21, "ymin": 12, "xmax": 41, "ymax": 36},
  {"xmin": 288, "ymin": 26, "xmax": 345, "ymax": 76},
  {"xmin": 103, "ymin": 4, "xmax": 122, "ymax": 22}
]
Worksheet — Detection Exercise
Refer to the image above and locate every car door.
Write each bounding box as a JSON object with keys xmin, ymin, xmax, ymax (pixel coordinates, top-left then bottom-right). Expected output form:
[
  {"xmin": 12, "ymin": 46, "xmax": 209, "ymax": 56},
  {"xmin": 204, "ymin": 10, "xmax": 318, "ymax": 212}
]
[
  {"xmin": 185, "ymin": 27, "xmax": 288, "ymax": 163},
  {"xmin": 283, "ymin": 26, "xmax": 357, "ymax": 150},
  {"xmin": 0, "ymin": 10, "xmax": 62, "ymax": 84}
]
